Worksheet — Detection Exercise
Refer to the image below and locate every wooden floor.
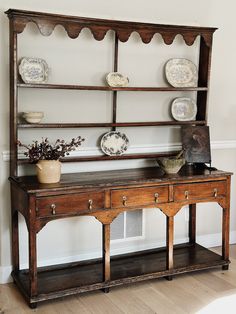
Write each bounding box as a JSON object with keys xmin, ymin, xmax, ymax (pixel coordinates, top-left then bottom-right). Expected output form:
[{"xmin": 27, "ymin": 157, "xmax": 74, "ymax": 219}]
[{"xmin": 1, "ymin": 245, "xmax": 236, "ymax": 314}]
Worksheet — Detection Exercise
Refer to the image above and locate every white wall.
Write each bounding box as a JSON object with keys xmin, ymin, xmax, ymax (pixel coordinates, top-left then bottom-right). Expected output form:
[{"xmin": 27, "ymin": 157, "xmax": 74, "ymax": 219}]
[{"xmin": 1, "ymin": 0, "xmax": 236, "ymax": 283}]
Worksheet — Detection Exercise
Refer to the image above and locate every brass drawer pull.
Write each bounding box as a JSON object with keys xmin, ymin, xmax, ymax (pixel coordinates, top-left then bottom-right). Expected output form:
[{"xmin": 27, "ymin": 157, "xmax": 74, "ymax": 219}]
[
  {"xmin": 154, "ymin": 193, "xmax": 159, "ymax": 203},
  {"xmin": 185, "ymin": 191, "xmax": 189, "ymax": 200},
  {"xmin": 214, "ymin": 188, "xmax": 218, "ymax": 198},
  {"xmin": 123, "ymin": 196, "xmax": 127, "ymax": 206},
  {"xmin": 88, "ymin": 199, "xmax": 93, "ymax": 210},
  {"xmin": 50, "ymin": 204, "xmax": 56, "ymax": 215}
]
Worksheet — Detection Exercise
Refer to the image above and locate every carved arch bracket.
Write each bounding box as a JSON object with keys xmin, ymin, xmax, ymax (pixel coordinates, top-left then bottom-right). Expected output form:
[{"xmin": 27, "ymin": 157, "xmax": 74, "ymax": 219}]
[
  {"xmin": 158, "ymin": 203, "xmax": 183, "ymax": 217},
  {"xmin": 34, "ymin": 209, "xmax": 122, "ymax": 233},
  {"xmin": 93, "ymin": 210, "xmax": 121, "ymax": 225},
  {"xmin": 218, "ymin": 199, "xmax": 226, "ymax": 209}
]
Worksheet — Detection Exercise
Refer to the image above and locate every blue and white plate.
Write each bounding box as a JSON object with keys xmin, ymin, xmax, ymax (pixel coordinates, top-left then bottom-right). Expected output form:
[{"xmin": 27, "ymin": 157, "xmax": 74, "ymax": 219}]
[{"xmin": 19, "ymin": 57, "xmax": 49, "ymax": 84}]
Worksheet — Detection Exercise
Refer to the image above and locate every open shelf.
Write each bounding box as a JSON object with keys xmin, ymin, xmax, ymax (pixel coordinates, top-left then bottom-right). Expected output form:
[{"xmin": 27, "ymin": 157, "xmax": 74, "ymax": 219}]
[
  {"xmin": 17, "ymin": 151, "xmax": 180, "ymax": 164},
  {"xmin": 17, "ymin": 83, "xmax": 208, "ymax": 92},
  {"xmin": 18, "ymin": 121, "xmax": 206, "ymax": 128},
  {"xmin": 12, "ymin": 243, "xmax": 228, "ymax": 304}
]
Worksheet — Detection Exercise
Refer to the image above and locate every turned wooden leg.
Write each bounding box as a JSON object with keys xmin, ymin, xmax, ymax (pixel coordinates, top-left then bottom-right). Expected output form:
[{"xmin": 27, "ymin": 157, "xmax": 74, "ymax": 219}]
[
  {"xmin": 166, "ymin": 216, "xmax": 174, "ymax": 280},
  {"xmin": 222, "ymin": 206, "xmax": 230, "ymax": 268},
  {"xmin": 12, "ymin": 210, "xmax": 19, "ymax": 273},
  {"xmin": 29, "ymin": 229, "xmax": 37, "ymax": 297},
  {"xmin": 102, "ymin": 224, "xmax": 110, "ymax": 292},
  {"xmin": 189, "ymin": 204, "xmax": 196, "ymax": 244}
]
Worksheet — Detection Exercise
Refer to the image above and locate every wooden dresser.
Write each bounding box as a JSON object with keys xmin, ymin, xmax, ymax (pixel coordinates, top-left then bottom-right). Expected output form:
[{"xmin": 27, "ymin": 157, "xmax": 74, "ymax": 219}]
[{"xmin": 5, "ymin": 9, "xmax": 232, "ymax": 308}]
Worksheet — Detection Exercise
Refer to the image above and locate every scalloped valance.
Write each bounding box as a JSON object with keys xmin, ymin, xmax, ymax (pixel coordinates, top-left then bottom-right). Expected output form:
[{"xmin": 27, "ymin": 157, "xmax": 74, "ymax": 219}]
[{"xmin": 5, "ymin": 9, "xmax": 217, "ymax": 47}]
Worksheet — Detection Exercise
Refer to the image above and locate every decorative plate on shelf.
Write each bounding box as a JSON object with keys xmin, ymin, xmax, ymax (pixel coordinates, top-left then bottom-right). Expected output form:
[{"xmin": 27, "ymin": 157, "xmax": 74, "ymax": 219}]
[
  {"xmin": 100, "ymin": 131, "xmax": 129, "ymax": 156},
  {"xmin": 165, "ymin": 58, "xmax": 198, "ymax": 87},
  {"xmin": 171, "ymin": 97, "xmax": 197, "ymax": 121},
  {"xmin": 106, "ymin": 72, "xmax": 129, "ymax": 87},
  {"xmin": 19, "ymin": 57, "xmax": 49, "ymax": 84}
]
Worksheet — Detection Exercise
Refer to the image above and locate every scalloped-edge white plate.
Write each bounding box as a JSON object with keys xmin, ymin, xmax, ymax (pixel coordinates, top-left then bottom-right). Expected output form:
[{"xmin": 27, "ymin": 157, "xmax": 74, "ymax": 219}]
[
  {"xmin": 106, "ymin": 72, "xmax": 129, "ymax": 87},
  {"xmin": 165, "ymin": 58, "xmax": 198, "ymax": 87},
  {"xmin": 101, "ymin": 131, "xmax": 129, "ymax": 156},
  {"xmin": 171, "ymin": 97, "xmax": 197, "ymax": 121},
  {"xmin": 19, "ymin": 57, "xmax": 49, "ymax": 84}
]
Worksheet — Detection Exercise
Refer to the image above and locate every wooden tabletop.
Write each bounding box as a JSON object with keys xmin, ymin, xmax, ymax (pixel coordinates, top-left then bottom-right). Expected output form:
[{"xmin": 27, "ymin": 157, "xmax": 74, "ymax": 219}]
[{"xmin": 9, "ymin": 166, "xmax": 232, "ymax": 194}]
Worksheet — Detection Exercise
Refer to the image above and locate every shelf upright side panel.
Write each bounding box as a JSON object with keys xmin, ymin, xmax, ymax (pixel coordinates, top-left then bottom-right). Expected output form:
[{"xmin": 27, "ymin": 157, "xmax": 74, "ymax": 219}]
[
  {"xmin": 196, "ymin": 34, "xmax": 214, "ymax": 122},
  {"xmin": 9, "ymin": 18, "xmax": 18, "ymax": 177},
  {"xmin": 112, "ymin": 34, "xmax": 119, "ymax": 131}
]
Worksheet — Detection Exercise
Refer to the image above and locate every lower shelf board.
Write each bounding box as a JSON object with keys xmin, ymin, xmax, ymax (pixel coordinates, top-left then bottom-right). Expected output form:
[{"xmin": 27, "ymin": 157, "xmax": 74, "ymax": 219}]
[{"xmin": 13, "ymin": 243, "xmax": 229, "ymax": 304}]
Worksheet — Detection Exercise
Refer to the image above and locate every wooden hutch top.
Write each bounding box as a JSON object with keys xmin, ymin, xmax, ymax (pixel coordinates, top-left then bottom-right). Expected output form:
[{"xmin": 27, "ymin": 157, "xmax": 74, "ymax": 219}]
[{"xmin": 6, "ymin": 9, "xmax": 217, "ymax": 177}]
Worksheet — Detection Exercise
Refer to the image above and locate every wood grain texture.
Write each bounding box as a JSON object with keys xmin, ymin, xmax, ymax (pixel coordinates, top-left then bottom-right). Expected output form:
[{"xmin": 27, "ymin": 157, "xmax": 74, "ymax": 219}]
[
  {"xmin": 5, "ymin": 9, "xmax": 217, "ymax": 46},
  {"xmin": 103, "ymin": 224, "xmax": 111, "ymax": 283},
  {"xmin": 17, "ymin": 120, "xmax": 206, "ymax": 128},
  {"xmin": 17, "ymin": 83, "xmax": 209, "ymax": 91},
  {"xmin": 36, "ymin": 190, "xmax": 105, "ymax": 218},
  {"xmin": 9, "ymin": 19, "xmax": 18, "ymax": 177},
  {"xmin": 11, "ymin": 243, "xmax": 229, "ymax": 306},
  {"xmin": 111, "ymin": 185, "xmax": 169, "ymax": 208},
  {"xmin": 9, "ymin": 166, "xmax": 232, "ymax": 194},
  {"xmin": 2, "ymin": 246, "xmax": 236, "ymax": 313},
  {"xmin": 6, "ymin": 9, "xmax": 230, "ymax": 310},
  {"xmin": 166, "ymin": 216, "xmax": 174, "ymax": 270},
  {"xmin": 189, "ymin": 203, "xmax": 196, "ymax": 243},
  {"xmin": 17, "ymin": 151, "xmax": 181, "ymax": 164},
  {"xmin": 8, "ymin": 165, "xmax": 232, "ymax": 308},
  {"xmin": 174, "ymin": 180, "xmax": 226, "ymax": 202}
]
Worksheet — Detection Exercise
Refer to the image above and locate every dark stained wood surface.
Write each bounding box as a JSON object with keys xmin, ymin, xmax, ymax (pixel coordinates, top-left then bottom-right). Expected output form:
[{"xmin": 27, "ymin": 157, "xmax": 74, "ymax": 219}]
[
  {"xmin": 17, "ymin": 83, "xmax": 208, "ymax": 91},
  {"xmin": 189, "ymin": 203, "xmax": 196, "ymax": 243},
  {"xmin": 9, "ymin": 19, "xmax": 18, "ymax": 176},
  {"xmin": 9, "ymin": 166, "xmax": 232, "ymax": 194},
  {"xmin": 7, "ymin": 9, "xmax": 216, "ymax": 177},
  {"xmin": 173, "ymin": 180, "xmax": 226, "ymax": 201},
  {"xmin": 17, "ymin": 151, "xmax": 180, "ymax": 165},
  {"xmin": 111, "ymin": 185, "xmax": 169, "ymax": 208},
  {"xmin": 6, "ymin": 9, "xmax": 228, "ymax": 309},
  {"xmin": 166, "ymin": 216, "xmax": 174, "ymax": 271},
  {"xmin": 36, "ymin": 191, "xmax": 105, "ymax": 217},
  {"xmin": 12, "ymin": 243, "xmax": 228, "ymax": 303},
  {"xmin": 17, "ymin": 121, "xmax": 206, "ymax": 128},
  {"xmin": 5, "ymin": 9, "xmax": 217, "ymax": 46}
]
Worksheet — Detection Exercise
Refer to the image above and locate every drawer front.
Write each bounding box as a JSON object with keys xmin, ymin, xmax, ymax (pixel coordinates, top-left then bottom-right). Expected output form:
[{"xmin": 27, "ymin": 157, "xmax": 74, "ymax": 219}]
[
  {"xmin": 36, "ymin": 191, "xmax": 105, "ymax": 217},
  {"xmin": 174, "ymin": 181, "xmax": 226, "ymax": 202},
  {"xmin": 111, "ymin": 186, "xmax": 168, "ymax": 208}
]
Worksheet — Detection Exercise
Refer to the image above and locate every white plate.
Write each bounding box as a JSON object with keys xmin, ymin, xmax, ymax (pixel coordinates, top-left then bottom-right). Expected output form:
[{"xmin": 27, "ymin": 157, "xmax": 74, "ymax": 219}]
[
  {"xmin": 165, "ymin": 58, "xmax": 198, "ymax": 87},
  {"xmin": 106, "ymin": 72, "xmax": 129, "ymax": 87},
  {"xmin": 101, "ymin": 131, "xmax": 129, "ymax": 156},
  {"xmin": 19, "ymin": 57, "xmax": 49, "ymax": 84},
  {"xmin": 171, "ymin": 97, "xmax": 197, "ymax": 121}
]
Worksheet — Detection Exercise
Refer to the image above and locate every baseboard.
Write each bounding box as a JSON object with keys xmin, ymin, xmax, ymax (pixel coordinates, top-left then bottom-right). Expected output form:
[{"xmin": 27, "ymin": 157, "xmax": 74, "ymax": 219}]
[
  {"xmin": 1, "ymin": 231, "xmax": 236, "ymax": 284},
  {"xmin": 0, "ymin": 265, "xmax": 12, "ymax": 284}
]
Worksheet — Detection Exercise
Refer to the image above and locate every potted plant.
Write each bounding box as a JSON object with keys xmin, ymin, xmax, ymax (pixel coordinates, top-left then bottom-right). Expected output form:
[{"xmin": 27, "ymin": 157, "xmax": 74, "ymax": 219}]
[{"xmin": 18, "ymin": 136, "xmax": 85, "ymax": 183}]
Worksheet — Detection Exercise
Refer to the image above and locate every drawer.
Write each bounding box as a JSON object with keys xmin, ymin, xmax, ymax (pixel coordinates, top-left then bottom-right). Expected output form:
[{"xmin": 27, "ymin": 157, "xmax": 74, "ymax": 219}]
[
  {"xmin": 36, "ymin": 191, "xmax": 105, "ymax": 217},
  {"xmin": 174, "ymin": 181, "xmax": 226, "ymax": 202},
  {"xmin": 111, "ymin": 186, "xmax": 168, "ymax": 208}
]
